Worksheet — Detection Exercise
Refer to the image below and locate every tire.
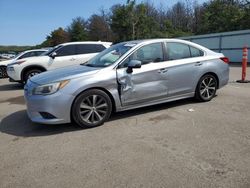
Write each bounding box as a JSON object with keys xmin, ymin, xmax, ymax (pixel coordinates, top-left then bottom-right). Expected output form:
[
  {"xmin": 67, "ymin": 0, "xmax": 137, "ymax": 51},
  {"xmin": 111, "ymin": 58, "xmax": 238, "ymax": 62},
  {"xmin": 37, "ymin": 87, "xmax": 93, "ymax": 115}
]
[
  {"xmin": 23, "ymin": 69, "xmax": 42, "ymax": 83},
  {"xmin": 72, "ymin": 89, "xmax": 112, "ymax": 128},
  {"xmin": 195, "ymin": 74, "xmax": 217, "ymax": 102}
]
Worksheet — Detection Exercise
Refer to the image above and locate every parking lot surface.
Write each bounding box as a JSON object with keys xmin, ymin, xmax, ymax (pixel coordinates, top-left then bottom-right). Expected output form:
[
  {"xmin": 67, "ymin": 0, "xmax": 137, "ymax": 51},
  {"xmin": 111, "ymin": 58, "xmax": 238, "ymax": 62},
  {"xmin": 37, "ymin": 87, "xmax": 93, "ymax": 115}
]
[{"xmin": 0, "ymin": 66, "xmax": 250, "ymax": 188}]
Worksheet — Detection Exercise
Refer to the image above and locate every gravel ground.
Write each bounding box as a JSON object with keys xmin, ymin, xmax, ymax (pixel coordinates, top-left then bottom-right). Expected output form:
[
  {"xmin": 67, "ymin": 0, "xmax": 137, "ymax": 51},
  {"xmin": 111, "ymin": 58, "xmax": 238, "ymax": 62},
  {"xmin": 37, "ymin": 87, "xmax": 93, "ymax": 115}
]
[{"xmin": 0, "ymin": 66, "xmax": 250, "ymax": 188}]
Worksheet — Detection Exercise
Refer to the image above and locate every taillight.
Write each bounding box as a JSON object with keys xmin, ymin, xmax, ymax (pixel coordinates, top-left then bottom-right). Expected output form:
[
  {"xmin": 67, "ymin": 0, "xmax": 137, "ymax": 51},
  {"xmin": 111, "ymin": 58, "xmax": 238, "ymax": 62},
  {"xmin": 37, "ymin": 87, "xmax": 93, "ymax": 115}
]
[{"xmin": 220, "ymin": 57, "xmax": 229, "ymax": 64}]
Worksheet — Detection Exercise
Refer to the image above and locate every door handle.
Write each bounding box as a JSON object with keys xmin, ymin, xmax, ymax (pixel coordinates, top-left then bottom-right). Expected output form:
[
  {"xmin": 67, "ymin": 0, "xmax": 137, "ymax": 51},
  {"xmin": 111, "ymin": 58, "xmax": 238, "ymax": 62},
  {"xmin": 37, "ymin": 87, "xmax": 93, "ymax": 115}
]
[
  {"xmin": 195, "ymin": 62, "xmax": 203, "ymax": 66},
  {"xmin": 70, "ymin": 58, "xmax": 76, "ymax": 61},
  {"xmin": 158, "ymin": 68, "xmax": 168, "ymax": 73}
]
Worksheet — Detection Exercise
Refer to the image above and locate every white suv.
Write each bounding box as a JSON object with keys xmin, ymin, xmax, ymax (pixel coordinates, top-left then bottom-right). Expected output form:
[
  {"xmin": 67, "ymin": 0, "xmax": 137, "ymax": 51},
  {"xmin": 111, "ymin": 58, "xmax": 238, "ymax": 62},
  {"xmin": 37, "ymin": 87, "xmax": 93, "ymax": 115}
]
[
  {"xmin": 7, "ymin": 41, "xmax": 112, "ymax": 83},
  {"xmin": 0, "ymin": 49, "xmax": 47, "ymax": 79}
]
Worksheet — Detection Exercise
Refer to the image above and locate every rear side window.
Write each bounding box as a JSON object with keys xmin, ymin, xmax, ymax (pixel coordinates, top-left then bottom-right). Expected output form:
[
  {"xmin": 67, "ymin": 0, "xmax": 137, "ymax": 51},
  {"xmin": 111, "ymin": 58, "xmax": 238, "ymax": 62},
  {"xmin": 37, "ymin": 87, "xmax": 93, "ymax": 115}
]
[
  {"xmin": 166, "ymin": 42, "xmax": 191, "ymax": 60},
  {"xmin": 76, "ymin": 44, "xmax": 106, "ymax": 54},
  {"xmin": 190, "ymin": 46, "xmax": 204, "ymax": 57},
  {"xmin": 95, "ymin": 44, "xmax": 106, "ymax": 52}
]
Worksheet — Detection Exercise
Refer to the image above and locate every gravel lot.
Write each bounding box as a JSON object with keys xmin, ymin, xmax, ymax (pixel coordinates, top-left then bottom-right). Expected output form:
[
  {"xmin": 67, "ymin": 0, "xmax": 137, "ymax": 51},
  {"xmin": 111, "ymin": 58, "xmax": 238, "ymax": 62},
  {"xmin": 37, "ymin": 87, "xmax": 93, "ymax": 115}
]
[{"xmin": 0, "ymin": 66, "xmax": 250, "ymax": 188}]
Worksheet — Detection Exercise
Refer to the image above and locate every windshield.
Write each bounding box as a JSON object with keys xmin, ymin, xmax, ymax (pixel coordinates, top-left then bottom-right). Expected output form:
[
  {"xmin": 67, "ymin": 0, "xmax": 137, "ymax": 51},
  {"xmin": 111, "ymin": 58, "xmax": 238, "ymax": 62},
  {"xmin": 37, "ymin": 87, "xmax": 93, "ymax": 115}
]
[
  {"xmin": 42, "ymin": 45, "xmax": 62, "ymax": 56},
  {"xmin": 84, "ymin": 42, "xmax": 137, "ymax": 67},
  {"xmin": 15, "ymin": 52, "xmax": 24, "ymax": 59}
]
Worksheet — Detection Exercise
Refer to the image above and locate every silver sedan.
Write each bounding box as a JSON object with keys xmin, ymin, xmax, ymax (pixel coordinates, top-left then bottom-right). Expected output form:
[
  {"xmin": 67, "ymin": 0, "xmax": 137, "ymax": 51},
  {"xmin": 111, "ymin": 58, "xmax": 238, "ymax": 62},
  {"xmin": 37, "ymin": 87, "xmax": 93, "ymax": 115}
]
[{"xmin": 24, "ymin": 39, "xmax": 229, "ymax": 128}]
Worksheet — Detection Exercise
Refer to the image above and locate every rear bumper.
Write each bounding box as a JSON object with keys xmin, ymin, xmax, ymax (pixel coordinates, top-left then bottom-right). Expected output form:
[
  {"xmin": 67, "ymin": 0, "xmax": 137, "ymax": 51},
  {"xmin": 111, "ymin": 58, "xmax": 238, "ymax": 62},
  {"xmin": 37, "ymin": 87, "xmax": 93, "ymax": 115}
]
[{"xmin": 218, "ymin": 65, "xmax": 230, "ymax": 89}]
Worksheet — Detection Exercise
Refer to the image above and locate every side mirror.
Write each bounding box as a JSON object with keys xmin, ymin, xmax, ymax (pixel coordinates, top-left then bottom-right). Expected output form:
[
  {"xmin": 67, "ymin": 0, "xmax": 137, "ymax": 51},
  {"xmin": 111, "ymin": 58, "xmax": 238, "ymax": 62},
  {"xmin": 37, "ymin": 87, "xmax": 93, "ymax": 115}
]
[
  {"xmin": 126, "ymin": 60, "xmax": 141, "ymax": 74},
  {"xmin": 50, "ymin": 52, "xmax": 57, "ymax": 59}
]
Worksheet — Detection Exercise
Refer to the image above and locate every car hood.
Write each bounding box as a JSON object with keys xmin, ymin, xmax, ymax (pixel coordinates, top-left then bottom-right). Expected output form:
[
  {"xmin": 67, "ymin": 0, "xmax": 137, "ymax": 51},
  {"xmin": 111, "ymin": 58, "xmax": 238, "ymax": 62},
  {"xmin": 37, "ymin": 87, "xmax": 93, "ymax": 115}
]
[
  {"xmin": 23, "ymin": 55, "xmax": 49, "ymax": 63},
  {"xmin": 0, "ymin": 59, "xmax": 12, "ymax": 66},
  {"xmin": 30, "ymin": 65, "xmax": 101, "ymax": 85}
]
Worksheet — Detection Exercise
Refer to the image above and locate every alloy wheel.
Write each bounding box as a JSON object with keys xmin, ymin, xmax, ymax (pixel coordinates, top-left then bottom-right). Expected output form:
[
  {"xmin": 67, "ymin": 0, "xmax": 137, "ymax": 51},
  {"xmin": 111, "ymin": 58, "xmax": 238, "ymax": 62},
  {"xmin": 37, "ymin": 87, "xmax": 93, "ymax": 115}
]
[
  {"xmin": 79, "ymin": 94, "xmax": 108, "ymax": 124},
  {"xmin": 199, "ymin": 76, "xmax": 216, "ymax": 100}
]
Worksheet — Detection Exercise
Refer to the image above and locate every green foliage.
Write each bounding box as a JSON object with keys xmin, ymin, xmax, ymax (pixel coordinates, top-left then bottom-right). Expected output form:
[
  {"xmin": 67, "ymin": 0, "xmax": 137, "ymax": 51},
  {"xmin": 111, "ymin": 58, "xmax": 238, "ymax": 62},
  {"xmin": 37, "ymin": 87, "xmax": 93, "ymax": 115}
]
[
  {"xmin": 41, "ymin": 27, "xmax": 70, "ymax": 47},
  {"xmin": 67, "ymin": 17, "xmax": 88, "ymax": 41},
  {"xmin": 198, "ymin": 0, "xmax": 240, "ymax": 33},
  {"xmin": 88, "ymin": 10, "xmax": 114, "ymax": 41},
  {"xmin": 110, "ymin": 4, "xmax": 132, "ymax": 42},
  {"xmin": 0, "ymin": 46, "xmax": 33, "ymax": 53}
]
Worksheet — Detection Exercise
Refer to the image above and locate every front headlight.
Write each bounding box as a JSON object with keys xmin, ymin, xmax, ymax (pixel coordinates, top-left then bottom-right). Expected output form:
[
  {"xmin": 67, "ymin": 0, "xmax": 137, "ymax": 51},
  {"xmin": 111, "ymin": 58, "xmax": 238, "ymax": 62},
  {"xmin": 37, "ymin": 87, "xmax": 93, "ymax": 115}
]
[{"xmin": 32, "ymin": 80, "xmax": 70, "ymax": 95}]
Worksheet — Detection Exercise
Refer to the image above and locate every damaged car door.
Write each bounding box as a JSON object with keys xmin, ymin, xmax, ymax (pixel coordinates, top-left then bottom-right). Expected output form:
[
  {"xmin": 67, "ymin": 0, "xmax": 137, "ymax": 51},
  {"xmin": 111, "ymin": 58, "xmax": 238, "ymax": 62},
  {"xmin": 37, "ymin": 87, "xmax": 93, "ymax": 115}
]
[{"xmin": 116, "ymin": 42, "xmax": 169, "ymax": 106}]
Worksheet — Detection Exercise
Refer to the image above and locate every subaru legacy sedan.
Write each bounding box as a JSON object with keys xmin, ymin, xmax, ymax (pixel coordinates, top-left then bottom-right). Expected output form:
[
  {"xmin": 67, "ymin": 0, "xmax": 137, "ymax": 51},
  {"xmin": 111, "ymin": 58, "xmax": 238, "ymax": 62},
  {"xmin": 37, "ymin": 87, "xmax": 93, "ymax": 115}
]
[{"xmin": 24, "ymin": 39, "xmax": 229, "ymax": 128}]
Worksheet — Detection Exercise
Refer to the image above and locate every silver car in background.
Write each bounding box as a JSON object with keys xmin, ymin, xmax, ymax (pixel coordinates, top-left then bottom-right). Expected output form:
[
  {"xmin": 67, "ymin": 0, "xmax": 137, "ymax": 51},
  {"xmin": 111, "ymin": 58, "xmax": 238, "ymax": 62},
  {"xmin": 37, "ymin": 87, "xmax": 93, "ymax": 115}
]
[{"xmin": 24, "ymin": 39, "xmax": 229, "ymax": 128}]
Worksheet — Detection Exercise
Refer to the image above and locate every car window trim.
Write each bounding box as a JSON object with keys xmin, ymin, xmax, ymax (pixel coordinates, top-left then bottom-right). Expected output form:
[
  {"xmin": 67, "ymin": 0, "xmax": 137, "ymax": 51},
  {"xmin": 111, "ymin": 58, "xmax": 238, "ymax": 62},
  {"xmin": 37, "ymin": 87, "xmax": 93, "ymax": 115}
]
[{"xmin": 117, "ymin": 42, "xmax": 165, "ymax": 68}]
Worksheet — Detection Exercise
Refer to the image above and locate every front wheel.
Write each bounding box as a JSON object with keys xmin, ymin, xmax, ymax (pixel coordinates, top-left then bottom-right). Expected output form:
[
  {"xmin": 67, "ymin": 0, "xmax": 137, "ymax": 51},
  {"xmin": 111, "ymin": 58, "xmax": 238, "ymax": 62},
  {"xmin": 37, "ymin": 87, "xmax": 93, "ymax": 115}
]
[
  {"xmin": 72, "ymin": 89, "xmax": 112, "ymax": 128},
  {"xmin": 195, "ymin": 74, "xmax": 217, "ymax": 102},
  {"xmin": 23, "ymin": 69, "xmax": 42, "ymax": 83}
]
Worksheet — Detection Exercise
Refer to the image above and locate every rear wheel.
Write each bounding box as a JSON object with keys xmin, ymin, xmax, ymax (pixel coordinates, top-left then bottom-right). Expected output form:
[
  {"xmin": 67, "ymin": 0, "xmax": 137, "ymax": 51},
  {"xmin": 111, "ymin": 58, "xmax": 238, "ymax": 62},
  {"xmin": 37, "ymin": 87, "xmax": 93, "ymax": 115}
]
[
  {"xmin": 23, "ymin": 69, "xmax": 42, "ymax": 83},
  {"xmin": 195, "ymin": 74, "xmax": 217, "ymax": 102},
  {"xmin": 72, "ymin": 89, "xmax": 112, "ymax": 128}
]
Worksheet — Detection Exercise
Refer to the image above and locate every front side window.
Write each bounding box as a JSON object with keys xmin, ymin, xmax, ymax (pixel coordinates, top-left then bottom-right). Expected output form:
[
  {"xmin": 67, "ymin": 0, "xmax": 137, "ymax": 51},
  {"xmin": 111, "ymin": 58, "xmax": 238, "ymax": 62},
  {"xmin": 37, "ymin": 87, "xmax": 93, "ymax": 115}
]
[
  {"xmin": 43, "ymin": 45, "xmax": 62, "ymax": 56},
  {"xmin": 35, "ymin": 51, "xmax": 46, "ymax": 56},
  {"xmin": 18, "ymin": 52, "xmax": 35, "ymax": 59},
  {"xmin": 120, "ymin": 43, "xmax": 164, "ymax": 68},
  {"xmin": 95, "ymin": 44, "xmax": 106, "ymax": 52},
  {"xmin": 56, "ymin": 45, "xmax": 76, "ymax": 56}
]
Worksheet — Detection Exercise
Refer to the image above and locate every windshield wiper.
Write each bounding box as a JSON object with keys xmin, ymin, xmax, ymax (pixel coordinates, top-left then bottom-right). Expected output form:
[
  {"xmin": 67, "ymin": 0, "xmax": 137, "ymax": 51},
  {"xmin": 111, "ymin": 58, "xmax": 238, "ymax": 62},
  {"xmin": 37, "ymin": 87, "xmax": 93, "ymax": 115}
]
[{"xmin": 82, "ymin": 64, "xmax": 97, "ymax": 67}]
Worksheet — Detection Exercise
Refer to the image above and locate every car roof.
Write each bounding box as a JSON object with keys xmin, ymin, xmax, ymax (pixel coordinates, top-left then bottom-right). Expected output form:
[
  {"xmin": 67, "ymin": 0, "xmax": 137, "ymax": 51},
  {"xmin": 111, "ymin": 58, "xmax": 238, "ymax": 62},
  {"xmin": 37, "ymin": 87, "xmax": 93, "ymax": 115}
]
[
  {"xmin": 23, "ymin": 49, "xmax": 48, "ymax": 53},
  {"xmin": 125, "ymin": 38, "xmax": 212, "ymax": 53},
  {"xmin": 60, "ymin": 41, "xmax": 112, "ymax": 46}
]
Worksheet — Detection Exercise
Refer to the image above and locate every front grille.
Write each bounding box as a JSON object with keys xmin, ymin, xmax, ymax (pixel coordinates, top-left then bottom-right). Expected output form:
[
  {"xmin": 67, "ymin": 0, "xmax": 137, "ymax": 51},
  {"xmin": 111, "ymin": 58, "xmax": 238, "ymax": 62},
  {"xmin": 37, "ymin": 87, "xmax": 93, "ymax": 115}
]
[{"xmin": 0, "ymin": 66, "xmax": 8, "ymax": 78}]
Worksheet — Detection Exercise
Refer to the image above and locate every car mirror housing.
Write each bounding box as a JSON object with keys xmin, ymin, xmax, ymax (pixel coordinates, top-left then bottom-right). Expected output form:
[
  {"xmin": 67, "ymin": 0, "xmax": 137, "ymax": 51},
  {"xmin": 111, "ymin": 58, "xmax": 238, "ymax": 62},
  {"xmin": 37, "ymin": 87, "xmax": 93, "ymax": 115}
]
[
  {"xmin": 50, "ymin": 52, "xmax": 57, "ymax": 59},
  {"xmin": 126, "ymin": 60, "xmax": 141, "ymax": 74}
]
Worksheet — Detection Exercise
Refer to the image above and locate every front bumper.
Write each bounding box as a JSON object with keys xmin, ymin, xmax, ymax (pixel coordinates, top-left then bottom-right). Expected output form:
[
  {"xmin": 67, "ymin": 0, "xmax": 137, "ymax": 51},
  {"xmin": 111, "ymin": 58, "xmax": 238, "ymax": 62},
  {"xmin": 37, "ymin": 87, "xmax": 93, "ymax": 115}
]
[
  {"xmin": 7, "ymin": 66, "xmax": 22, "ymax": 82},
  {"xmin": 24, "ymin": 81, "xmax": 74, "ymax": 124}
]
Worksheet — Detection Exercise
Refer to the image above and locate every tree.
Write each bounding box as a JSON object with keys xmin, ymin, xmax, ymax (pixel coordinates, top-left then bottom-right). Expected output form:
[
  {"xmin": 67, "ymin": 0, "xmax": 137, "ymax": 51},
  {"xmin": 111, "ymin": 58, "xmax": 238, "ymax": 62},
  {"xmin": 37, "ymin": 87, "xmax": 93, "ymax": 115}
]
[
  {"xmin": 111, "ymin": 1, "xmax": 163, "ymax": 42},
  {"xmin": 67, "ymin": 17, "xmax": 88, "ymax": 41},
  {"xmin": 88, "ymin": 10, "xmax": 114, "ymax": 41},
  {"xmin": 198, "ymin": 0, "xmax": 244, "ymax": 34},
  {"xmin": 166, "ymin": 1, "xmax": 192, "ymax": 32},
  {"xmin": 41, "ymin": 27, "xmax": 70, "ymax": 47},
  {"xmin": 110, "ymin": 4, "xmax": 132, "ymax": 42},
  {"xmin": 39, "ymin": 0, "xmax": 249, "ymax": 46}
]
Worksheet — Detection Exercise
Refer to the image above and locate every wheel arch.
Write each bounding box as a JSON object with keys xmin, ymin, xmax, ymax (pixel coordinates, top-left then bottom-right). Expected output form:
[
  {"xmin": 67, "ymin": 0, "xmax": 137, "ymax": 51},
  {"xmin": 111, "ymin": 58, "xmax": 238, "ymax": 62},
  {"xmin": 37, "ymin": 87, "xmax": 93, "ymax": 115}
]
[
  {"xmin": 199, "ymin": 72, "xmax": 219, "ymax": 89},
  {"xmin": 21, "ymin": 65, "xmax": 47, "ymax": 81},
  {"xmin": 70, "ymin": 87, "xmax": 117, "ymax": 121}
]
